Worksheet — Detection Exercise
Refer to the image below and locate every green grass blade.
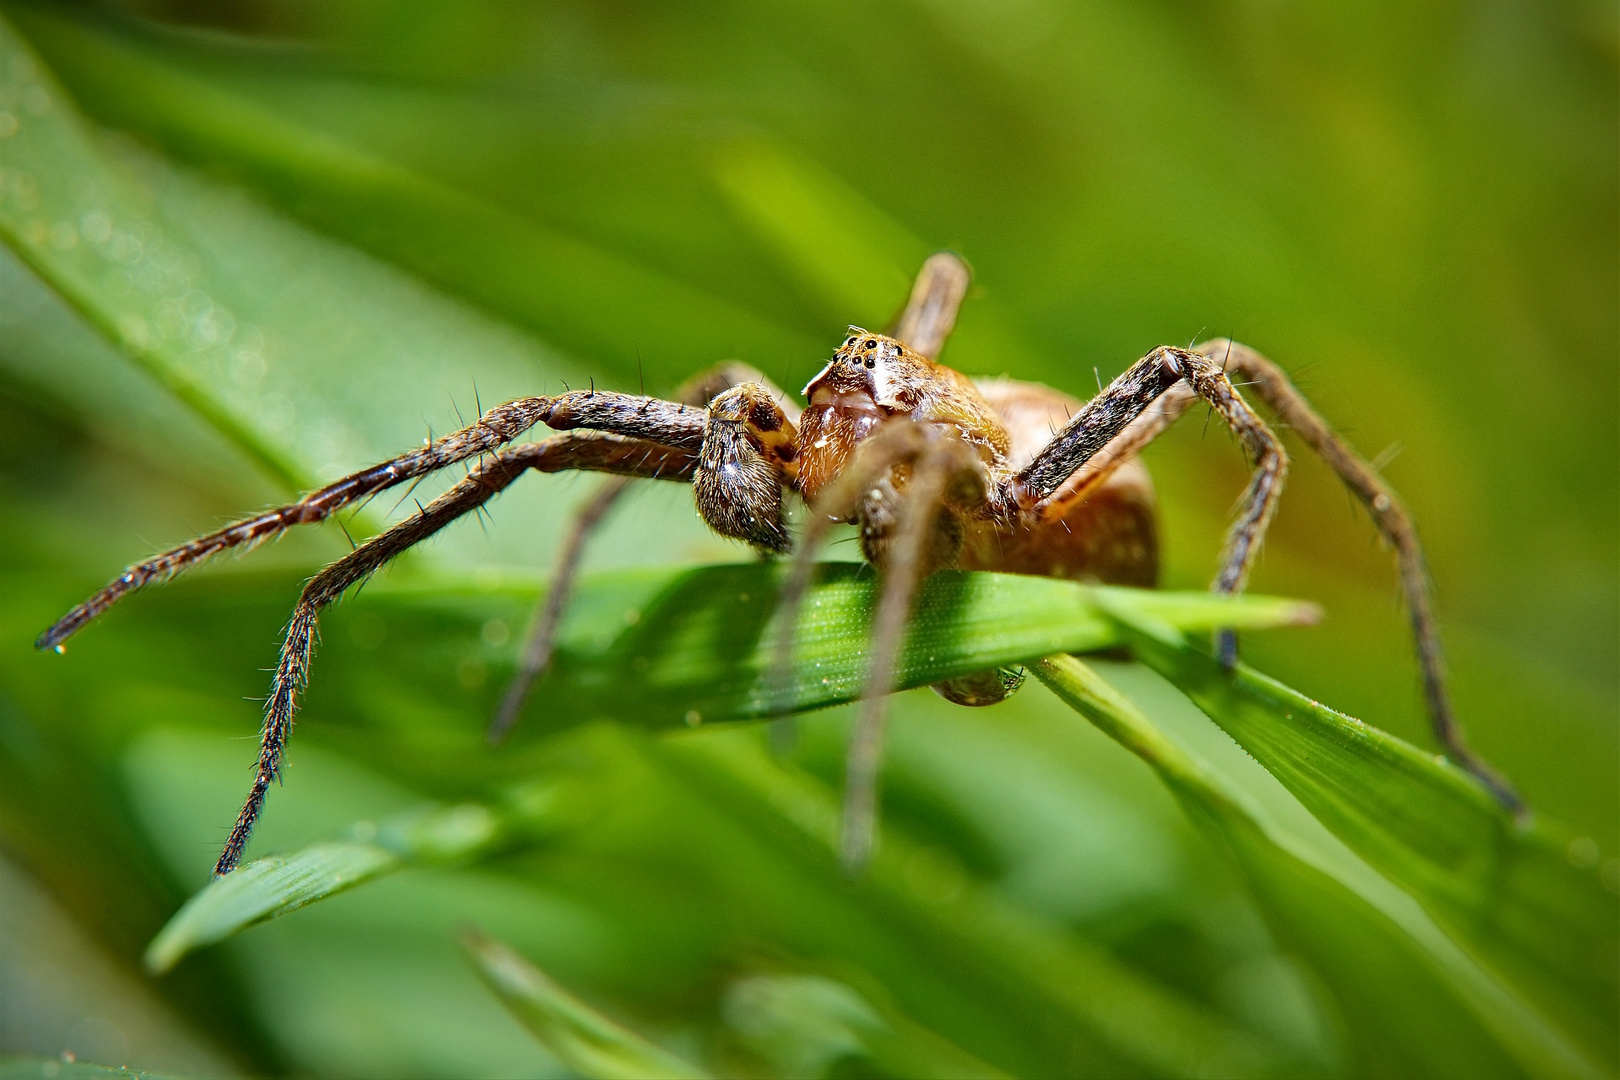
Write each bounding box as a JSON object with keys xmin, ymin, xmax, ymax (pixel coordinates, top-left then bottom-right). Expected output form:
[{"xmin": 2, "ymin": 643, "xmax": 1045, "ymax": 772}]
[
  {"xmin": 144, "ymin": 795, "xmax": 547, "ymax": 973},
  {"xmin": 664, "ymin": 730, "xmax": 1304, "ymax": 1079},
  {"xmin": 461, "ymin": 930, "xmax": 708, "ymax": 1080},
  {"xmin": 0, "ymin": 13, "xmax": 580, "ymax": 504},
  {"xmin": 10, "ymin": 9, "xmax": 816, "ymax": 383},
  {"xmin": 1034, "ymin": 655, "xmax": 1608, "ymax": 1080},
  {"xmin": 1108, "ymin": 607, "xmax": 1620, "ymax": 1067},
  {"xmin": 321, "ymin": 562, "xmax": 1319, "ymax": 733},
  {"xmin": 0, "ymin": 1062, "xmax": 175, "ymax": 1080},
  {"xmin": 0, "ymin": 16, "xmax": 297, "ymax": 486},
  {"xmin": 721, "ymin": 973, "xmax": 1009, "ymax": 1079},
  {"xmin": 144, "ymin": 842, "xmax": 400, "ymax": 975}
]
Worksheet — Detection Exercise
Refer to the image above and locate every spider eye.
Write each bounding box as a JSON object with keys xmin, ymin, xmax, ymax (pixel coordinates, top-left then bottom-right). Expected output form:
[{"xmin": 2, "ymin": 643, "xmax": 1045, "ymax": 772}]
[
  {"xmin": 863, "ymin": 339, "xmax": 877, "ymax": 350},
  {"xmin": 864, "ymin": 356, "xmax": 876, "ymax": 369},
  {"xmin": 844, "ymin": 336, "xmax": 856, "ymax": 346}
]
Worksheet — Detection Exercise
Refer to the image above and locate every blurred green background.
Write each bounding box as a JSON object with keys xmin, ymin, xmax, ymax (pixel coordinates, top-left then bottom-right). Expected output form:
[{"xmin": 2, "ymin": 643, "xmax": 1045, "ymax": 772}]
[{"xmin": 0, "ymin": 1, "xmax": 1614, "ymax": 1077}]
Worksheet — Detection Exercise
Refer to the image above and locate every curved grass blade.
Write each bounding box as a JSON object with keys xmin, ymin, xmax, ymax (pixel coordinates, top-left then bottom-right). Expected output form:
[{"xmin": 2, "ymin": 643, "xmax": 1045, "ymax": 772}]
[
  {"xmin": 144, "ymin": 794, "xmax": 565, "ymax": 973},
  {"xmin": 461, "ymin": 929, "xmax": 708, "ymax": 1080},
  {"xmin": 1106, "ymin": 605, "xmax": 1620, "ymax": 1068},
  {"xmin": 722, "ymin": 972, "xmax": 1009, "ymax": 1079},
  {"xmin": 1034, "ymin": 655, "xmax": 1607, "ymax": 1080},
  {"xmin": 0, "ymin": 13, "xmax": 572, "ymax": 500},
  {"xmin": 0, "ymin": 16, "xmax": 295, "ymax": 486},
  {"xmin": 10, "ymin": 8, "xmax": 816, "ymax": 383}
]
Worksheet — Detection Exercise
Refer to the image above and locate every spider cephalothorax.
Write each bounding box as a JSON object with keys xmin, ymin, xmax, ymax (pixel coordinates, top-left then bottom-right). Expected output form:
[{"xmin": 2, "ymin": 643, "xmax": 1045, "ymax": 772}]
[
  {"xmin": 798, "ymin": 328, "xmax": 1009, "ymax": 502},
  {"xmin": 38, "ymin": 253, "xmax": 1521, "ymax": 876}
]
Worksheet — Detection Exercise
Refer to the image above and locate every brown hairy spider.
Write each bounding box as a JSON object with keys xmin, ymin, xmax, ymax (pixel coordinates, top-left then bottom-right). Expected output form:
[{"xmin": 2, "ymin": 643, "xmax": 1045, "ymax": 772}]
[{"xmin": 37, "ymin": 254, "xmax": 1519, "ymax": 876}]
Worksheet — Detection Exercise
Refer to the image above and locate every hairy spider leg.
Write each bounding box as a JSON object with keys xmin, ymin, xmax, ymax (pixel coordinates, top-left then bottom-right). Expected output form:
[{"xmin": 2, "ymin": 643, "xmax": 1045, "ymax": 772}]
[
  {"xmin": 492, "ymin": 253, "xmax": 976, "ymax": 741},
  {"xmin": 1015, "ymin": 339, "xmax": 1518, "ymax": 810},
  {"xmin": 489, "ymin": 474, "xmax": 632, "ymax": 743},
  {"xmin": 841, "ymin": 430, "xmax": 988, "ymax": 870},
  {"xmin": 36, "ymin": 394, "xmax": 563, "ymax": 650},
  {"xmin": 208, "ymin": 379, "xmax": 795, "ymax": 874},
  {"xmin": 1012, "ymin": 345, "xmax": 1287, "ymax": 612},
  {"xmin": 35, "ymin": 389, "xmax": 707, "ymax": 651},
  {"xmin": 215, "ymin": 434, "xmax": 699, "ymax": 875},
  {"xmin": 1011, "ymin": 342, "xmax": 1521, "ymax": 811},
  {"xmin": 765, "ymin": 417, "xmax": 987, "ymax": 870},
  {"xmin": 769, "ymin": 420, "xmax": 933, "ymax": 716},
  {"xmin": 1194, "ymin": 340, "xmax": 1519, "ymax": 810}
]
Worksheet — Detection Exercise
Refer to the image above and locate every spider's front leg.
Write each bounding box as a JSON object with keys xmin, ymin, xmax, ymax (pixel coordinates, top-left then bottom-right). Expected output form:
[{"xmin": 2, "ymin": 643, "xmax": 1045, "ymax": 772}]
[
  {"xmin": 1012, "ymin": 346, "xmax": 1287, "ymax": 624},
  {"xmin": 214, "ymin": 433, "xmax": 700, "ymax": 875},
  {"xmin": 772, "ymin": 419, "xmax": 991, "ymax": 870}
]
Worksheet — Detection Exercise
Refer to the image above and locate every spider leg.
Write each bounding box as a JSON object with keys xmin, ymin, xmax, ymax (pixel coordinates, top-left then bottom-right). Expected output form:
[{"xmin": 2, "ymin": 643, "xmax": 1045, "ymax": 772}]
[
  {"xmin": 37, "ymin": 389, "xmax": 705, "ymax": 650},
  {"xmin": 1012, "ymin": 344, "xmax": 1519, "ymax": 811},
  {"xmin": 488, "ymin": 475, "xmax": 633, "ymax": 743},
  {"xmin": 890, "ymin": 252, "xmax": 972, "ymax": 361},
  {"xmin": 769, "ymin": 420, "xmax": 933, "ymax": 715},
  {"xmin": 1193, "ymin": 339, "xmax": 1521, "ymax": 811},
  {"xmin": 840, "ymin": 430, "xmax": 985, "ymax": 871},
  {"xmin": 214, "ymin": 433, "xmax": 697, "ymax": 876},
  {"xmin": 1013, "ymin": 346, "xmax": 1286, "ymax": 607},
  {"xmin": 489, "ymin": 362, "xmax": 799, "ymax": 743}
]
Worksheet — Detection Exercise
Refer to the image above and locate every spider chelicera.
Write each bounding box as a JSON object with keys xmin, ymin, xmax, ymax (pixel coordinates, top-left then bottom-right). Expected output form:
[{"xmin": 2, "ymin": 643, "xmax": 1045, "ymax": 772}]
[{"xmin": 37, "ymin": 254, "xmax": 1519, "ymax": 876}]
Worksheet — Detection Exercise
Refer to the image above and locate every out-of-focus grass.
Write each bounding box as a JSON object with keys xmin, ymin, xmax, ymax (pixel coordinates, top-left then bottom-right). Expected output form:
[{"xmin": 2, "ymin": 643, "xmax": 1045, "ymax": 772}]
[{"xmin": 0, "ymin": 2, "xmax": 1613, "ymax": 1077}]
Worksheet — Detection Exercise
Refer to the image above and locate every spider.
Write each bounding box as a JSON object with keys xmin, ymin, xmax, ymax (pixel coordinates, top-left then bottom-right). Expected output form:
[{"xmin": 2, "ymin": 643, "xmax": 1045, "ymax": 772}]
[{"xmin": 37, "ymin": 254, "xmax": 1519, "ymax": 877}]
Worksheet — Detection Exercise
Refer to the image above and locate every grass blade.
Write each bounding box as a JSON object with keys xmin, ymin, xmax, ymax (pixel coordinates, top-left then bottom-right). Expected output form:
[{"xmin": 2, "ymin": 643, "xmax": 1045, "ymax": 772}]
[
  {"xmin": 0, "ymin": 1062, "xmax": 175, "ymax": 1080},
  {"xmin": 664, "ymin": 730, "xmax": 1304, "ymax": 1079},
  {"xmin": 315, "ymin": 562, "xmax": 1319, "ymax": 734},
  {"xmin": 722, "ymin": 973, "xmax": 1008, "ymax": 1079},
  {"xmin": 144, "ymin": 795, "xmax": 556, "ymax": 973},
  {"xmin": 10, "ymin": 8, "xmax": 815, "ymax": 384},
  {"xmin": 1034, "ymin": 654, "xmax": 1607, "ymax": 1080},
  {"xmin": 1108, "ymin": 607, "xmax": 1620, "ymax": 1068},
  {"xmin": 462, "ymin": 930, "xmax": 708, "ymax": 1080}
]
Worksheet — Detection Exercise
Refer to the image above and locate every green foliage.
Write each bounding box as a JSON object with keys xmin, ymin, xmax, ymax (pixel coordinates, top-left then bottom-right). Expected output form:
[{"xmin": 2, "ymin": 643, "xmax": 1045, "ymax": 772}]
[
  {"xmin": 462, "ymin": 930, "xmax": 709, "ymax": 1080},
  {"xmin": 0, "ymin": 3, "xmax": 1613, "ymax": 1078}
]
